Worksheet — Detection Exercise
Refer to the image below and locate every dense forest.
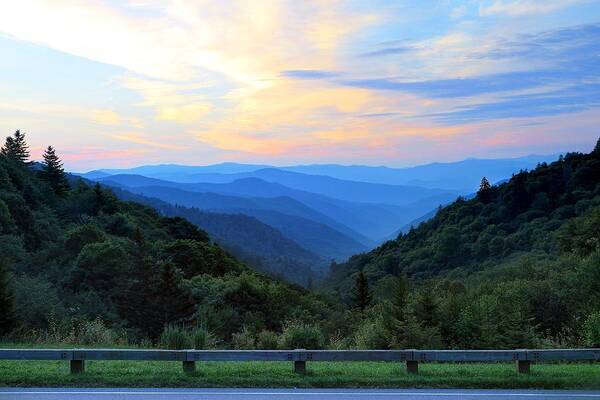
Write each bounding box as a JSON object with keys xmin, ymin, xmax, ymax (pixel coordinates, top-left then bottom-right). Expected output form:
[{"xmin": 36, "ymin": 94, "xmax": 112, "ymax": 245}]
[
  {"xmin": 0, "ymin": 131, "xmax": 331, "ymax": 347},
  {"xmin": 1, "ymin": 130, "xmax": 599, "ymax": 350},
  {"xmin": 327, "ymin": 138, "xmax": 600, "ymax": 349},
  {"xmin": 111, "ymin": 187, "xmax": 324, "ymax": 286}
]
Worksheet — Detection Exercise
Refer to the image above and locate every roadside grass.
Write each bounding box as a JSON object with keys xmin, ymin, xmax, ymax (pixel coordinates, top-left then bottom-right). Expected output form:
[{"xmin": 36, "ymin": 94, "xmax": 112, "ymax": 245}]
[{"xmin": 0, "ymin": 360, "xmax": 599, "ymax": 389}]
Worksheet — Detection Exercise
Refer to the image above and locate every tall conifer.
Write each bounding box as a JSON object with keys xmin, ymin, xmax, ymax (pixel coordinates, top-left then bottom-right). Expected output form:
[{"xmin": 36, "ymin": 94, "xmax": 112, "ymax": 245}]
[
  {"xmin": 351, "ymin": 271, "xmax": 372, "ymax": 312},
  {"xmin": 40, "ymin": 146, "xmax": 69, "ymax": 194},
  {"xmin": 1, "ymin": 130, "xmax": 30, "ymax": 164}
]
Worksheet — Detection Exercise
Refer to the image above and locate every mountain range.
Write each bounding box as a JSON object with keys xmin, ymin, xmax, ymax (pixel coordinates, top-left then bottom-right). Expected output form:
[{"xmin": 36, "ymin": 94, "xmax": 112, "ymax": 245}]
[{"xmin": 78, "ymin": 154, "xmax": 560, "ymax": 283}]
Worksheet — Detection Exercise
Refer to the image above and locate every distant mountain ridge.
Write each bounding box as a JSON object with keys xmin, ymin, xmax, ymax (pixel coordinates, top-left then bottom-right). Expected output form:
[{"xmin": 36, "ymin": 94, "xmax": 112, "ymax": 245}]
[
  {"xmin": 95, "ymin": 174, "xmax": 452, "ymax": 240},
  {"xmin": 82, "ymin": 154, "xmax": 560, "ymax": 192},
  {"xmin": 98, "ymin": 180, "xmax": 368, "ymax": 260}
]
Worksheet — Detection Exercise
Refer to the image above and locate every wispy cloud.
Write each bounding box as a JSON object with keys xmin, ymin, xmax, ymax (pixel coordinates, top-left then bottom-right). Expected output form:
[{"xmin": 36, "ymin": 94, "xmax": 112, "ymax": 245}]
[
  {"xmin": 479, "ymin": 0, "xmax": 589, "ymax": 16},
  {"xmin": 0, "ymin": 0, "xmax": 598, "ymax": 167}
]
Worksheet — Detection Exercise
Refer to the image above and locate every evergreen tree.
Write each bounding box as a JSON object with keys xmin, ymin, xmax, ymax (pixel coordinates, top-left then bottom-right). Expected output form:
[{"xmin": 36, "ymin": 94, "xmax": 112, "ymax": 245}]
[
  {"xmin": 40, "ymin": 146, "xmax": 69, "ymax": 194},
  {"xmin": 390, "ymin": 275, "xmax": 409, "ymax": 320},
  {"xmin": 351, "ymin": 271, "xmax": 372, "ymax": 312},
  {"xmin": 1, "ymin": 130, "xmax": 30, "ymax": 164},
  {"xmin": 594, "ymin": 137, "xmax": 600, "ymax": 155},
  {"xmin": 0, "ymin": 261, "xmax": 14, "ymax": 336},
  {"xmin": 116, "ymin": 260, "xmax": 196, "ymax": 340},
  {"xmin": 477, "ymin": 176, "xmax": 492, "ymax": 203},
  {"xmin": 414, "ymin": 289, "xmax": 438, "ymax": 327}
]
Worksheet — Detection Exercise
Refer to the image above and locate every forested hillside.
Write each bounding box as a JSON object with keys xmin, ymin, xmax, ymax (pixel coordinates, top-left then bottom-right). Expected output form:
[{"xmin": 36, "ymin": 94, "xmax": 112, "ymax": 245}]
[
  {"xmin": 0, "ymin": 132, "xmax": 329, "ymax": 344},
  {"xmin": 2, "ymin": 130, "xmax": 599, "ymax": 352},
  {"xmin": 112, "ymin": 187, "xmax": 324, "ymax": 285},
  {"xmin": 325, "ymin": 140, "xmax": 600, "ymax": 349}
]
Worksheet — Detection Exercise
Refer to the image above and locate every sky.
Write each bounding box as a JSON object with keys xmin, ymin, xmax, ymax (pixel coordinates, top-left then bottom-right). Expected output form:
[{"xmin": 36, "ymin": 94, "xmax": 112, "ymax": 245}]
[{"xmin": 0, "ymin": 0, "xmax": 599, "ymax": 171}]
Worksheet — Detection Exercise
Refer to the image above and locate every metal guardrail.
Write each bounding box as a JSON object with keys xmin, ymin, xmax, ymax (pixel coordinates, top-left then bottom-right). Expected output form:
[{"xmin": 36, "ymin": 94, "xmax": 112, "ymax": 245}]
[{"xmin": 0, "ymin": 348, "xmax": 598, "ymax": 375}]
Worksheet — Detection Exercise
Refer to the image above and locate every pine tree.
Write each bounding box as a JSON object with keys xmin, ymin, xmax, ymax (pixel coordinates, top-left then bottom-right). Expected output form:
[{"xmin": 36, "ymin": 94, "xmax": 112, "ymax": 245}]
[
  {"xmin": 116, "ymin": 260, "xmax": 196, "ymax": 340},
  {"xmin": 477, "ymin": 176, "xmax": 492, "ymax": 203},
  {"xmin": 0, "ymin": 261, "xmax": 14, "ymax": 336},
  {"xmin": 351, "ymin": 271, "xmax": 372, "ymax": 312},
  {"xmin": 594, "ymin": 137, "xmax": 600, "ymax": 155},
  {"xmin": 40, "ymin": 146, "xmax": 69, "ymax": 195},
  {"xmin": 390, "ymin": 275, "xmax": 409, "ymax": 321},
  {"xmin": 1, "ymin": 130, "xmax": 30, "ymax": 164}
]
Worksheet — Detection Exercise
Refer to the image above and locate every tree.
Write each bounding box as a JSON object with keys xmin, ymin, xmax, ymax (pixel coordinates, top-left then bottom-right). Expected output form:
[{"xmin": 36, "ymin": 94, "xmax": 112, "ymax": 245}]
[
  {"xmin": 40, "ymin": 146, "xmax": 69, "ymax": 195},
  {"xmin": 477, "ymin": 177, "xmax": 492, "ymax": 203},
  {"xmin": 0, "ymin": 260, "xmax": 14, "ymax": 336},
  {"xmin": 116, "ymin": 260, "xmax": 196, "ymax": 340},
  {"xmin": 389, "ymin": 275, "xmax": 409, "ymax": 321},
  {"xmin": 594, "ymin": 137, "xmax": 600, "ymax": 155},
  {"xmin": 1, "ymin": 130, "xmax": 30, "ymax": 164},
  {"xmin": 414, "ymin": 289, "xmax": 438, "ymax": 327},
  {"xmin": 351, "ymin": 271, "xmax": 372, "ymax": 312}
]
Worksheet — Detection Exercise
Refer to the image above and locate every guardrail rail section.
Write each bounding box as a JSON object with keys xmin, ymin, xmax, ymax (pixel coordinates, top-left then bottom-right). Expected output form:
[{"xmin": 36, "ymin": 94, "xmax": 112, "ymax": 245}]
[{"xmin": 0, "ymin": 348, "xmax": 598, "ymax": 375}]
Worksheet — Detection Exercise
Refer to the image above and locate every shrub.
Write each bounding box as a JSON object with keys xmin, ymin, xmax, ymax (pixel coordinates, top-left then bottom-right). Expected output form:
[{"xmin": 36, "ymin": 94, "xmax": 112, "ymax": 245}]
[
  {"xmin": 79, "ymin": 318, "xmax": 118, "ymax": 346},
  {"xmin": 583, "ymin": 311, "xmax": 600, "ymax": 347},
  {"xmin": 256, "ymin": 330, "xmax": 279, "ymax": 350},
  {"xmin": 160, "ymin": 325, "xmax": 191, "ymax": 349},
  {"xmin": 191, "ymin": 327, "xmax": 217, "ymax": 349},
  {"xmin": 354, "ymin": 318, "xmax": 389, "ymax": 349},
  {"xmin": 279, "ymin": 321, "xmax": 325, "ymax": 349},
  {"xmin": 232, "ymin": 326, "xmax": 255, "ymax": 349}
]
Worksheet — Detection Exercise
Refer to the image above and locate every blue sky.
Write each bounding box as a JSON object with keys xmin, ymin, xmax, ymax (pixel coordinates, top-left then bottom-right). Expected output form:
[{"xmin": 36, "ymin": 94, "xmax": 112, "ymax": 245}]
[{"xmin": 0, "ymin": 0, "xmax": 599, "ymax": 170}]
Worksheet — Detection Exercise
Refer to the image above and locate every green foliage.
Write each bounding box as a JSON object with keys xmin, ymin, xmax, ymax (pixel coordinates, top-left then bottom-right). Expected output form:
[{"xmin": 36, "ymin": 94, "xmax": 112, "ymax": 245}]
[
  {"xmin": 279, "ymin": 321, "xmax": 325, "ymax": 349},
  {"xmin": 582, "ymin": 311, "xmax": 600, "ymax": 347},
  {"xmin": 12, "ymin": 275, "xmax": 64, "ymax": 331},
  {"xmin": 64, "ymin": 224, "xmax": 107, "ymax": 254},
  {"xmin": 232, "ymin": 326, "xmax": 256, "ymax": 349},
  {"xmin": 1, "ymin": 130, "xmax": 30, "ymax": 164},
  {"xmin": 160, "ymin": 325, "xmax": 192, "ymax": 350},
  {"xmin": 477, "ymin": 176, "xmax": 493, "ymax": 203},
  {"xmin": 328, "ymin": 146, "xmax": 600, "ymax": 348},
  {"xmin": 190, "ymin": 326, "xmax": 216, "ymax": 350},
  {"xmin": 0, "ymin": 260, "xmax": 14, "ymax": 336},
  {"xmin": 351, "ymin": 271, "xmax": 372, "ymax": 312},
  {"xmin": 256, "ymin": 330, "xmax": 279, "ymax": 349},
  {"xmin": 115, "ymin": 260, "xmax": 196, "ymax": 340},
  {"xmin": 0, "ymin": 133, "xmax": 325, "ymax": 347},
  {"xmin": 353, "ymin": 316, "xmax": 389, "ymax": 349},
  {"xmin": 39, "ymin": 146, "xmax": 69, "ymax": 195}
]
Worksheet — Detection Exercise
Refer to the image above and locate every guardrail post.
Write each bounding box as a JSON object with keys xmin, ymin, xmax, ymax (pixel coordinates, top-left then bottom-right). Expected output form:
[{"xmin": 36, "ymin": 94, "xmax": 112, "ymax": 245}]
[
  {"xmin": 517, "ymin": 360, "xmax": 530, "ymax": 374},
  {"xmin": 294, "ymin": 360, "xmax": 306, "ymax": 373},
  {"xmin": 182, "ymin": 361, "xmax": 196, "ymax": 374},
  {"xmin": 70, "ymin": 360, "xmax": 85, "ymax": 374},
  {"xmin": 293, "ymin": 349, "xmax": 307, "ymax": 373},
  {"xmin": 406, "ymin": 360, "xmax": 418, "ymax": 374}
]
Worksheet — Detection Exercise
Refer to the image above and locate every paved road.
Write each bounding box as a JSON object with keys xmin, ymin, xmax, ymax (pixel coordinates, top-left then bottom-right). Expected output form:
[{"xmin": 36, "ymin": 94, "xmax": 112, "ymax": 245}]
[{"xmin": 1, "ymin": 388, "xmax": 600, "ymax": 399}]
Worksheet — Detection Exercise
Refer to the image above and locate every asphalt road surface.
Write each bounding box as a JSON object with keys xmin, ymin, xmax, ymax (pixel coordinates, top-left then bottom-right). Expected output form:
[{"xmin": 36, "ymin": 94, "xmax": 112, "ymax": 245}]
[{"xmin": 1, "ymin": 389, "xmax": 600, "ymax": 399}]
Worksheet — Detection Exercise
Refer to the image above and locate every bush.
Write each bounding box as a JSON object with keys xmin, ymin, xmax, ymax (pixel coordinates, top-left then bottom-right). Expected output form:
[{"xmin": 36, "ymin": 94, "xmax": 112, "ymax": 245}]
[
  {"xmin": 582, "ymin": 311, "xmax": 600, "ymax": 347},
  {"xmin": 79, "ymin": 318, "xmax": 118, "ymax": 346},
  {"xmin": 256, "ymin": 330, "xmax": 279, "ymax": 350},
  {"xmin": 232, "ymin": 326, "xmax": 255, "ymax": 349},
  {"xmin": 160, "ymin": 325, "xmax": 191, "ymax": 349},
  {"xmin": 20, "ymin": 315, "xmax": 127, "ymax": 346},
  {"xmin": 354, "ymin": 318, "xmax": 389, "ymax": 349},
  {"xmin": 191, "ymin": 327, "xmax": 216, "ymax": 349},
  {"xmin": 279, "ymin": 321, "xmax": 325, "ymax": 349}
]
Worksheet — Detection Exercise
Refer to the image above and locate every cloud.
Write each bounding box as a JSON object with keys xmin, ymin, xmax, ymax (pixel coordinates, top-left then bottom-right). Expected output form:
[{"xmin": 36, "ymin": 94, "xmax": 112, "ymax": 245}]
[
  {"xmin": 120, "ymin": 77, "xmax": 212, "ymax": 124},
  {"xmin": 282, "ymin": 70, "xmax": 340, "ymax": 79},
  {"xmin": 110, "ymin": 132, "xmax": 186, "ymax": 150},
  {"xmin": 425, "ymin": 83, "xmax": 600, "ymax": 123},
  {"xmin": 360, "ymin": 46, "xmax": 413, "ymax": 57},
  {"xmin": 90, "ymin": 109, "xmax": 121, "ymax": 125},
  {"xmin": 479, "ymin": 0, "xmax": 589, "ymax": 16},
  {"xmin": 340, "ymin": 70, "xmax": 553, "ymax": 98}
]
